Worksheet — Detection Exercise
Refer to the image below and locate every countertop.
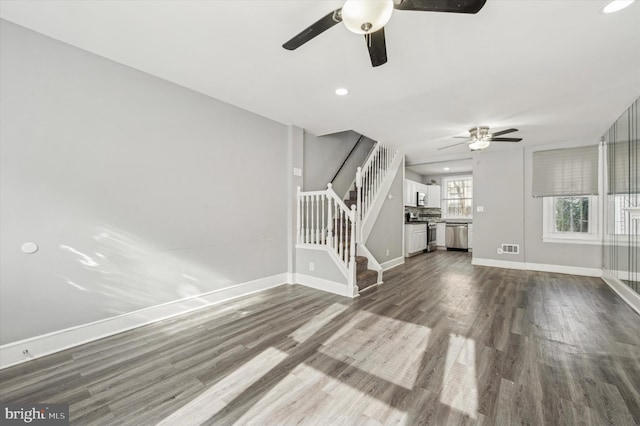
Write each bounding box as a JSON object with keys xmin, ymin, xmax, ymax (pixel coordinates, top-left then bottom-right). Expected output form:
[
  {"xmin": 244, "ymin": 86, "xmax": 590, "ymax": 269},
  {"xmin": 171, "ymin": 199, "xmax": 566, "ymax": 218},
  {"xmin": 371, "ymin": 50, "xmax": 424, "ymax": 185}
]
[{"xmin": 405, "ymin": 219, "xmax": 473, "ymax": 225}]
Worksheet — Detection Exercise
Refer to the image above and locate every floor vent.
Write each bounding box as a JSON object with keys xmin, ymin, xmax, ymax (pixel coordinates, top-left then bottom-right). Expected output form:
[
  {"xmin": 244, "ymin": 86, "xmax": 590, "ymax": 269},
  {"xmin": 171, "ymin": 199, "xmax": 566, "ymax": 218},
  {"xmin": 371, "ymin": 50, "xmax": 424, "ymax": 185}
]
[{"xmin": 501, "ymin": 244, "xmax": 520, "ymax": 254}]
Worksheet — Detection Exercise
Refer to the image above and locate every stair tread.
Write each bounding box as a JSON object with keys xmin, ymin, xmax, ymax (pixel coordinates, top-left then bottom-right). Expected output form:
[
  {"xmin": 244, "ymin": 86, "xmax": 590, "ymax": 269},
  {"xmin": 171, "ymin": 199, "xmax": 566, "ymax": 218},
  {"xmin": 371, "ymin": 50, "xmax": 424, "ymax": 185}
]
[{"xmin": 357, "ymin": 269, "xmax": 377, "ymax": 279}]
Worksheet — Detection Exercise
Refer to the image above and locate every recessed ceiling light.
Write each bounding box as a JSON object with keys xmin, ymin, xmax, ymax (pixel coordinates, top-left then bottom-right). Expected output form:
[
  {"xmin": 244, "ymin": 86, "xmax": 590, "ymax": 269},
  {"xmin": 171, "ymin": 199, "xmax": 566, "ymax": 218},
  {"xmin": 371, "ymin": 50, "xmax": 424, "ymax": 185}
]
[
  {"xmin": 444, "ymin": 167, "xmax": 450, "ymax": 171},
  {"xmin": 335, "ymin": 88, "xmax": 349, "ymax": 96},
  {"xmin": 602, "ymin": 0, "xmax": 635, "ymax": 13}
]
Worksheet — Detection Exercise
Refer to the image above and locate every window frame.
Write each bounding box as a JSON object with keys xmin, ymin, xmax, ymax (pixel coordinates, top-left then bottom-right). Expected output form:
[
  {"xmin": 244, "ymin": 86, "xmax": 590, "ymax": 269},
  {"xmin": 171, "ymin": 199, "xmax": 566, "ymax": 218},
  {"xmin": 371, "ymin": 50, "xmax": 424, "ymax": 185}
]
[
  {"xmin": 441, "ymin": 175, "xmax": 473, "ymax": 220},
  {"xmin": 605, "ymin": 193, "xmax": 639, "ymax": 244},
  {"xmin": 542, "ymin": 195, "xmax": 600, "ymax": 244}
]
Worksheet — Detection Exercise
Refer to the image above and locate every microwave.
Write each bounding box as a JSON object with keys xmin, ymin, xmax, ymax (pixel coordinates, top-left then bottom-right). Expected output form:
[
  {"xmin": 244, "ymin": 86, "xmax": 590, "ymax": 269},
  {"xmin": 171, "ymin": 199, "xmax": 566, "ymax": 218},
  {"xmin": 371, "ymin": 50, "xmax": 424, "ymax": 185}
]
[{"xmin": 417, "ymin": 192, "xmax": 426, "ymax": 206}]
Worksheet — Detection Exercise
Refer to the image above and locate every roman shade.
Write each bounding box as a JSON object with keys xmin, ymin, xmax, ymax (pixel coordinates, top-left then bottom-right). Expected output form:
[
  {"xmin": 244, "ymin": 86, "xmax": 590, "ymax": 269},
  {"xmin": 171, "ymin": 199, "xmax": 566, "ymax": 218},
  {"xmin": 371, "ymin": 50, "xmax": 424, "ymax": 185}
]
[
  {"xmin": 607, "ymin": 140, "xmax": 639, "ymax": 194},
  {"xmin": 532, "ymin": 145, "xmax": 599, "ymax": 197}
]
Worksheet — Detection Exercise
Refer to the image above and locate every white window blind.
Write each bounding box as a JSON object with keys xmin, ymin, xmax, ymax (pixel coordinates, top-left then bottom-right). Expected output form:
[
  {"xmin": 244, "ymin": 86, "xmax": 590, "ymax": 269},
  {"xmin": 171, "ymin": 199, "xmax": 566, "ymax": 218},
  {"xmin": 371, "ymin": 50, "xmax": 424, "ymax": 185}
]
[
  {"xmin": 607, "ymin": 140, "xmax": 639, "ymax": 194},
  {"xmin": 532, "ymin": 146, "xmax": 599, "ymax": 197}
]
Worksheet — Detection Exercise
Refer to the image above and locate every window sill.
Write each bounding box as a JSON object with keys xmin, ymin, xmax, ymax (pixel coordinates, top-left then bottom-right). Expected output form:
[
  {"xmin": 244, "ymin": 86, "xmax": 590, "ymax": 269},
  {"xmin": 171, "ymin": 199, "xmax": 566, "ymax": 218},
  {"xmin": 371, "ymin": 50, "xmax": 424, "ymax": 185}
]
[{"xmin": 542, "ymin": 236, "xmax": 601, "ymax": 245}]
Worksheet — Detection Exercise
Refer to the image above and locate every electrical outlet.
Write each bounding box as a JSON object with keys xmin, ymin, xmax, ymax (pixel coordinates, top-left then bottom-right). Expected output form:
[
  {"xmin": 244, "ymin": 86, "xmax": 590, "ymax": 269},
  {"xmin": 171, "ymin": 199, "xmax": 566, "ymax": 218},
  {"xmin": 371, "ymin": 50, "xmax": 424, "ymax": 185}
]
[
  {"xmin": 497, "ymin": 248, "xmax": 503, "ymax": 254},
  {"xmin": 309, "ymin": 262, "xmax": 315, "ymax": 271},
  {"xmin": 386, "ymin": 249, "xmax": 390, "ymax": 256}
]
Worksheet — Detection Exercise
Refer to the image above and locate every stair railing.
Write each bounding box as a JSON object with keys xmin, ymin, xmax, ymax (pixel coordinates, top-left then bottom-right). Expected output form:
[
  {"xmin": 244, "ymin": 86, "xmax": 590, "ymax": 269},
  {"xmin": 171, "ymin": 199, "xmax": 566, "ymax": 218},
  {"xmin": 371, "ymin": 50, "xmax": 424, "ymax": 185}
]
[
  {"xmin": 297, "ymin": 184, "xmax": 357, "ymax": 294},
  {"xmin": 355, "ymin": 143, "xmax": 397, "ymax": 240}
]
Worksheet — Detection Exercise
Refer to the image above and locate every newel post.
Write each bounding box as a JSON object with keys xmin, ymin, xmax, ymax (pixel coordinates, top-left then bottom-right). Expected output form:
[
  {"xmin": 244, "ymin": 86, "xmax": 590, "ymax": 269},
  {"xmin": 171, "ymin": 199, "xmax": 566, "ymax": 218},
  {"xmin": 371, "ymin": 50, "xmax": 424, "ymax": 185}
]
[
  {"xmin": 326, "ymin": 183, "xmax": 334, "ymax": 249},
  {"xmin": 348, "ymin": 205, "xmax": 358, "ymax": 297}
]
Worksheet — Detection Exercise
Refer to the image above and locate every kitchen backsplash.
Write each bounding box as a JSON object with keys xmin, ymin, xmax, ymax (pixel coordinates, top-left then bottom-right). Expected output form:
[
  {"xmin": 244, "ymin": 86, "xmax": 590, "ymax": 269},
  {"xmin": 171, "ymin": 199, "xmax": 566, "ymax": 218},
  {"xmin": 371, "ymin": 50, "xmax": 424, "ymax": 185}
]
[{"xmin": 405, "ymin": 206, "xmax": 441, "ymax": 219}]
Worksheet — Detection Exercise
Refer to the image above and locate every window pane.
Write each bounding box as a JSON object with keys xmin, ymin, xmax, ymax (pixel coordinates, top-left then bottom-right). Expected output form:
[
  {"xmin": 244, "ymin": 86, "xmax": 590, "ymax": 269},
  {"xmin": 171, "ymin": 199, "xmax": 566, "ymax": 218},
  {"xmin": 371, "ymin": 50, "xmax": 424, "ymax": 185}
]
[
  {"xmin": 613, "ymin": 194, "xmax": 639, "ymax": 234},
  {"xmin": 553, "ymin": 197, "xmax": 589, "ymax": 233},
  {"xmin": 443, "ymin": 176, "xmax": 473, "ymax": 218}
]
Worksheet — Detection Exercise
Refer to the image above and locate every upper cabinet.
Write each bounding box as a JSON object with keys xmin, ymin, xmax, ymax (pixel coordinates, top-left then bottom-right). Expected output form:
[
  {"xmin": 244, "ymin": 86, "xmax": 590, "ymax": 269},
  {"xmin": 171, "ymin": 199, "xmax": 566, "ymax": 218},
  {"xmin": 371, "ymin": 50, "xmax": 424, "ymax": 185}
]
[
  {"xmin": 426, "ymin": 185, "xmax": 441, "ymax": 208},
  {"xmin": 404, "ymin": 179, "xmax": 417, "ymax": 206},
  {"xmin": 404, "ymin": 179, "xmax": 440, "ymax": 208}
]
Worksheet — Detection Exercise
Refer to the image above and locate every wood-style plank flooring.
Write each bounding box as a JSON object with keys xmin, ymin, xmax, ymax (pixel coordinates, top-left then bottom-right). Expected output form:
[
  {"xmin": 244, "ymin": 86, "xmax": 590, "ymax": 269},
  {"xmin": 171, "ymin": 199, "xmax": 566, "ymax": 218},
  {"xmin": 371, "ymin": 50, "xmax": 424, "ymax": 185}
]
[{"xmin": 1, "ymin": 251, "xmax": 639, "ymax": 425}]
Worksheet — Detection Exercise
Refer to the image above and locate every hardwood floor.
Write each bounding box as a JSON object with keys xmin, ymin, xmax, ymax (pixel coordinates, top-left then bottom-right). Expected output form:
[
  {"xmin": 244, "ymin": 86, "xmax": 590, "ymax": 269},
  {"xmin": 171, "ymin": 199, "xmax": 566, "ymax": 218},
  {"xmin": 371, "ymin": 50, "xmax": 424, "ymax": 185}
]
[{"xmin": 1, "ymin": 251, "xmax": 639, "ymax": 425}]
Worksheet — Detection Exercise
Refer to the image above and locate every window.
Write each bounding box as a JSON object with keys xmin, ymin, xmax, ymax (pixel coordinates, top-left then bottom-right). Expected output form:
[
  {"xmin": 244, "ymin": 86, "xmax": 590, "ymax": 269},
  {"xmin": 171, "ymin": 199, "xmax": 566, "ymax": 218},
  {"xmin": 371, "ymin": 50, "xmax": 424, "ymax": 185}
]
[
  {"xmin": 442, "ymin": 176, "xmax": 472, "ymax": 219},
  {"xmin": 611, "ymin": 193, "xmax": 639, "ymax": 235},
  {"xmin": 535, "ymin": 144, "xmax": 601, "ymax": 244},
  {"xmin": 543, "ymin": 196, "xmax": 599, "ymax": 242}
]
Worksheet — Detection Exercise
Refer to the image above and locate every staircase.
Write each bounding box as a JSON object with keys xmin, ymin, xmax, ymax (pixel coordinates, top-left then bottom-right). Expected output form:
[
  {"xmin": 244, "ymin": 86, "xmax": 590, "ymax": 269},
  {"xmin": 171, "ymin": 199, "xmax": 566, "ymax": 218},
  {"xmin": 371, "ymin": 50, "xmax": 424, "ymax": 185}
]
[
  {"xmin": 343, "ymin": 189, "xmax": 378, "ymax": 292},
  {"xmin": 296, "ymin": 142, "xmax": 400, "ymax": 296}
]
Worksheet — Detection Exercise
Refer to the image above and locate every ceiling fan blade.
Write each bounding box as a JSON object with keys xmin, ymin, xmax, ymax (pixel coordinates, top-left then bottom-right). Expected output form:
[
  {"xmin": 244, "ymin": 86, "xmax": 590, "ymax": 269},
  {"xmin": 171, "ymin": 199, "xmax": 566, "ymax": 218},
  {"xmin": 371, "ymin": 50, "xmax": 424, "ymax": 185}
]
[
  {"xmin": 282, "ymin": 9, "xmax": 342, "ymax": 50},
  {"xmin": 453, "ymin": 136, "xmax": 470, "ymax": 139},
  {"xmin": 490, "ymin": 128, "xmax": 519, "ymax": 137},
  {"xmin": 365, "ymin": 27, "xmax": 387, "ymax": 67},
  {"xmin": 438, "ymin": 141, "xmax": 468, "ymax": 150},
  {"xmin": 394, "ymin": 0, "xmax": 487, "ymax": 13},
  {"xmin": 489, "ymin": 137, "xmax": 523, "ymax": 142}
]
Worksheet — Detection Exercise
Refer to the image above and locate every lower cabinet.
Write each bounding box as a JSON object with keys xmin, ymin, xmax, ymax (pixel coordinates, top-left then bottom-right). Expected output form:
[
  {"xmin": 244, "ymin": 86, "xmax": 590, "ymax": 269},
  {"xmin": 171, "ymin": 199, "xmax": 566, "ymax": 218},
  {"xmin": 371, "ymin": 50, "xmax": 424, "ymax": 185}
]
[
  {"xmin": 468, "ymin": 224, "xmax": 473, "ymax": 249},
  {"xmin": 404, "ymin": 224, "xmax": 427, "ymax": 257}
]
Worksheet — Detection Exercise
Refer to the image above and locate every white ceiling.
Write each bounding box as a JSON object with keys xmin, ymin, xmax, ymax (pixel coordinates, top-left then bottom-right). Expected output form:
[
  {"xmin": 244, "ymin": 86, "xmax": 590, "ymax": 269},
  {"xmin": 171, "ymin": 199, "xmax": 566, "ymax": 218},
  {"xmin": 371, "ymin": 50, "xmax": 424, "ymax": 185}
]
[
  {"xmin": 407, "ymin": 158, "xmax": 473, "ymax": 176},
  {"xmin": 1, "ymin": 0, "xmax": 639, "ymax": 164}
]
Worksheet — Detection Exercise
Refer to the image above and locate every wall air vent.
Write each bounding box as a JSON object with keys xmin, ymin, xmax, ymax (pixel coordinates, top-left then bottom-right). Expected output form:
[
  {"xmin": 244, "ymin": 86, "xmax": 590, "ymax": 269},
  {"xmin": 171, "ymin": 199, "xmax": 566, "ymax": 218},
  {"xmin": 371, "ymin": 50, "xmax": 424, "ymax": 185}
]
[{"xmin": 500, "ymin": 244, "xmax": 520, "ymax": 254}]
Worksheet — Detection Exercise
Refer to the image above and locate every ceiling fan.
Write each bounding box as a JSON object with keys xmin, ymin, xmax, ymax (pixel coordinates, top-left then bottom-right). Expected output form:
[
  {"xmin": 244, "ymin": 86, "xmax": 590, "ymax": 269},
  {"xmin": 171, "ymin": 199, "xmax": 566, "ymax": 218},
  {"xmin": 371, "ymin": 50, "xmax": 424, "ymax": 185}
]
[
  {"xmin": 282, "ymin": 0, "xmax": 487, "ymax": 67},
  {"xmin": 439, "ymin": 127, "xmax": 523, "ymax": 151}
]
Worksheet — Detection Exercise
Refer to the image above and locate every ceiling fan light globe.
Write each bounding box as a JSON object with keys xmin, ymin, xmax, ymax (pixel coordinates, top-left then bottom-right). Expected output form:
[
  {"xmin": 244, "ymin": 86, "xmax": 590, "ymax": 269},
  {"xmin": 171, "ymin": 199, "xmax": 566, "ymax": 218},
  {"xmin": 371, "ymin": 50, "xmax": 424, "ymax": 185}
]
[
  {"xmin": 468, "ymin": 140, "xmax": 491, "ymax": 151},
  {"xmin": 342, "ymin": 0, "xmax": 394, "ymax": 34}
]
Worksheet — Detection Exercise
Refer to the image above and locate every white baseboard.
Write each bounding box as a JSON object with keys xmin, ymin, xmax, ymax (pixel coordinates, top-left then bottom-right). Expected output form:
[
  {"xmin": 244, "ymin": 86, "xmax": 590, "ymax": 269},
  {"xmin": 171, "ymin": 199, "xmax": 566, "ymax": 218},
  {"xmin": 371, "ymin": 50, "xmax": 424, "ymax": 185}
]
[
  {"xmin": 606, "ymin": 269, "xmax": 639, "ymax": 282},
  {"xmin": 472, "ymin": 258, "xmax": 602, "ymax": 277},
  {"xmin": 294, "ymin": 273, "xmax": 354, "ymax": 298},
  {"xmin": 381, "ymin": 256, "xmax": 404, "ymax": 271},
  {"xmin": 0, "ymin": 273, "xmax": 288, "ymax": 370},
  {"xmin": 526, "ymin": 262, "xmax": 602, "ymax": 277},
  {"xmin": 601, "ymin": 271, "xmax": 640, "ymax": 315},
  {"xmin": 472, "ymin": 258, "xmax": 526, "ymax": 270}
]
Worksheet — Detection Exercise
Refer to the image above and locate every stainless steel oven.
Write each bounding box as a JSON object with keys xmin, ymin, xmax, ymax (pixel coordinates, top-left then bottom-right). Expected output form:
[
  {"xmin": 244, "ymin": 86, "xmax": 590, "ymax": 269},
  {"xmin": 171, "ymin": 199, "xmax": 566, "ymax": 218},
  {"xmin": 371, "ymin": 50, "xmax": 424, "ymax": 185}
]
[{"xmin": 426, "ymin": 222, "xmax": 437, "ymax": 252}]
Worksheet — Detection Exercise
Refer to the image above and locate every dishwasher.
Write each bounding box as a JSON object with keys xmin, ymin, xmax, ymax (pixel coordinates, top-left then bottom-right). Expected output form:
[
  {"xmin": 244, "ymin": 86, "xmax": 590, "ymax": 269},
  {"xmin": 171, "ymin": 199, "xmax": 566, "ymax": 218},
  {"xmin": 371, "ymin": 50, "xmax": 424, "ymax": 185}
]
[{"xmin": 446, "ymin": 223, "xmax": 468, "ymax": 250}]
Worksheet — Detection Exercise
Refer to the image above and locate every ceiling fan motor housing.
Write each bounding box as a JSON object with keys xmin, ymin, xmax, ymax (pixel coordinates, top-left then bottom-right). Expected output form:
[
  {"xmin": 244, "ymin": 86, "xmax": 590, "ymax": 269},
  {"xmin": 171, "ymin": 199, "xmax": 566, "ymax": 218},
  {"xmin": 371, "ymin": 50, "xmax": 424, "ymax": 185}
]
[
  {"xmin": 470, "ymin": 126, "xmax": 491, "ymax": 140},
  {"xmin": 341, "ymin": 0, "xmax": 394, "ymax": 34}
]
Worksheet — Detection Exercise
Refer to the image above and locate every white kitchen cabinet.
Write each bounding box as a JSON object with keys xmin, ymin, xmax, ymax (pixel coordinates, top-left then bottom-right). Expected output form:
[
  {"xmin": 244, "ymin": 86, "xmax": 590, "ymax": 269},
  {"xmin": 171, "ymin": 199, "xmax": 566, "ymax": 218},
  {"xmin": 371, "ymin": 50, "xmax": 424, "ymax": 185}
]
[
  {"xmin": 468, "ymin": 224, "xmax": 473, "ymax": 249},
  {"xmin": 426, "ymin": 185, "xmax": 441, "ymax": 208},
  {"xmin": 405, "ymin": 180, "xmax": 441, "ymax": 208},
  {"xmin": 404, "ymin": 223, "xmax": 427, "ymax": 257},
  {"xmin": 436, "ymin": 223, "xmax": 446, "ymax": 247},
  {"xmin": 404, "ymin": 179, "xmax": 417, "ymax": 206}
]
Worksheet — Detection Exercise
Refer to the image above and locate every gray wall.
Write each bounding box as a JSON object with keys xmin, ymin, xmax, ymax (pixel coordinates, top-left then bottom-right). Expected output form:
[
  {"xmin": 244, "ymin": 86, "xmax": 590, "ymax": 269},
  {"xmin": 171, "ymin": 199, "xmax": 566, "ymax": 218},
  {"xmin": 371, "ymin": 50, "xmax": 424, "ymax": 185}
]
[
  {"xmin": 365, "ymin": 165, "xmax": 404, "ymax": 263},
  {"xmin": 303, "ymin": 131, "xmax": 361, "ymax": 191},
  {"xmin": 523, "ymin": 141, "xmax": 602, "ymax": 268},
  {"xmin": 473, "ymin": 142, "xmax": 602, "ymax": 268},
  {"xmin": 287, "ymin": 126, "xmax": 304, "ymax": 277},
  {"xmin": 295, "ymin": 250, "xmax": 348, "ymax": 285},
  {"xmin": 473, "ymin": 148, "xmax": 526, "ymax": 263},
  {"xmin": 331, "ymin": 136, "xmax": 375, "ymax": 199},
  {"xmin": 0, "ymin": 21, "xmax": 289, "ymax": 344},
  {"xmin": 405, "ymin": 169, "xmax": 424, "ymax": 182}
]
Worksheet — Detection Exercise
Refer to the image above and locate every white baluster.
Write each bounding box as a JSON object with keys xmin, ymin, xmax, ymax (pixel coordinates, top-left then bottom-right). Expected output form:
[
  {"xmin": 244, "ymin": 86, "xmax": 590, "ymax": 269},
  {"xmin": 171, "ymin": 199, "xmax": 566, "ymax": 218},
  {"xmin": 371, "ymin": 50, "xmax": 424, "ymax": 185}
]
[
  {"xmin": 315, "ymin": 194, "xmax": 320, "ymax": 244},
  {"xmin": 297, "ymin": 186, "xmax": 301, "ymax": 244},
  {"xmin": 339, "ymin": 208, "xmax": 343, "ymax": 259},
  {"xmin": 374, "ymin": 151, "xmax": 378, "ymax": 194},
  {"xmin": 367, "ymin": 169, "xmax": 372, "ymax": 213},
  {"xmin": 320, "ymin": 194, "xmax": 327, "ymax": 244},
  {"xmin": 305, "ymin": 195, "xmax": 310, "ymax": 244},
  {"xmin": 356, "ymin": 167, "xmax": 362, "ymax": 223},
  {"xmin": 350, "ymin": 205, "xmax": 357, "ymax": 266},
  {"xmin": 327, "ymin": 197, "xmax": 333, "ymax": 248}
]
